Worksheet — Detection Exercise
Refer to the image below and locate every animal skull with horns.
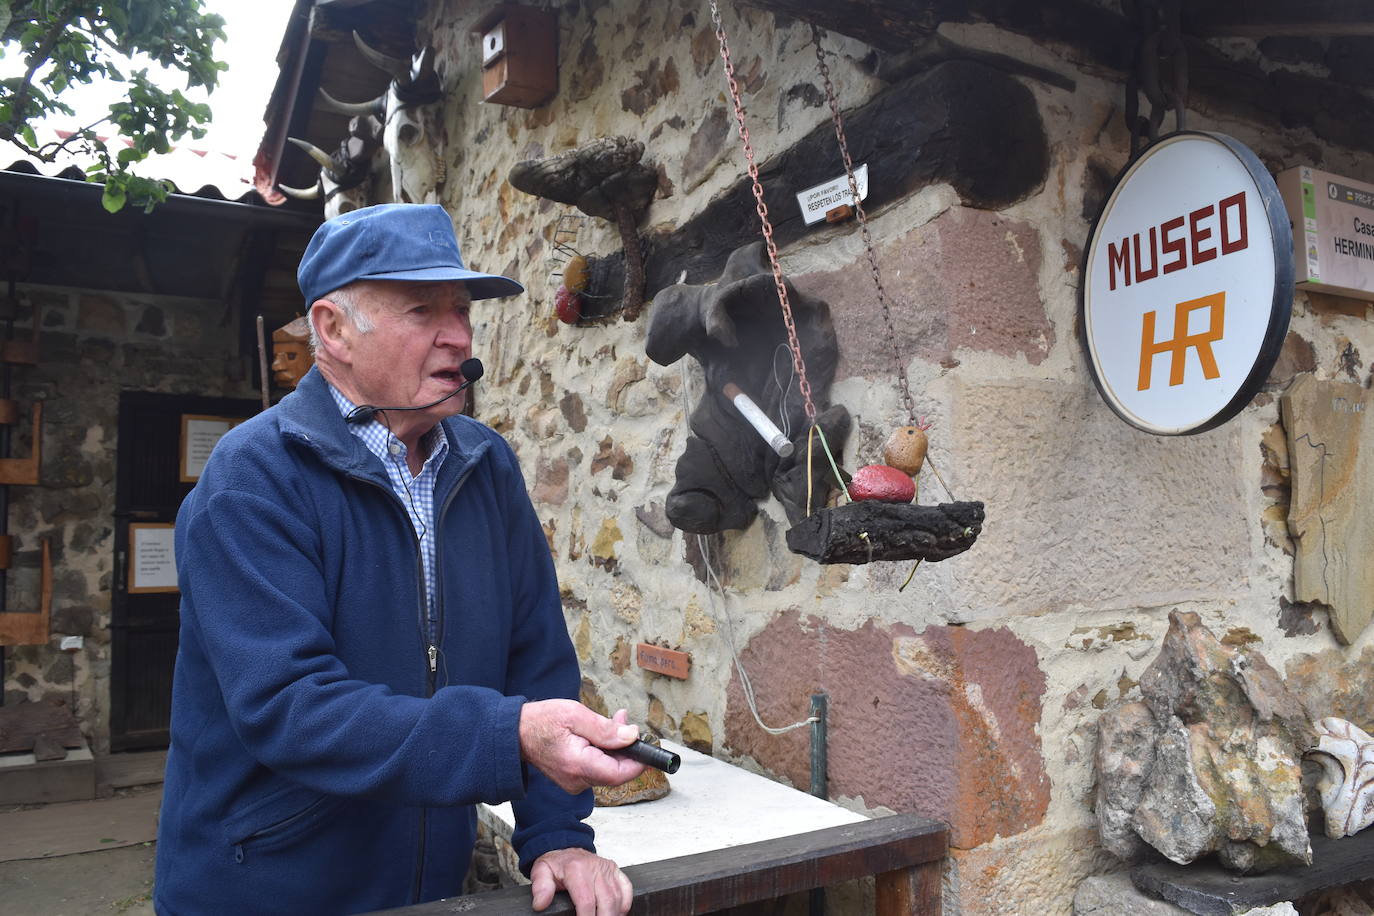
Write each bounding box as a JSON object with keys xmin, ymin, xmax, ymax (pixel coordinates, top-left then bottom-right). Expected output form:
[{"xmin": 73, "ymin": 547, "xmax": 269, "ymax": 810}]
[
  {"xmin": 282, "ymin": 32, "xmax": 447, "ymax": 211},
  {"xmin": 277, "ymin": 114, "xmax": 384, "ymax": 217}
]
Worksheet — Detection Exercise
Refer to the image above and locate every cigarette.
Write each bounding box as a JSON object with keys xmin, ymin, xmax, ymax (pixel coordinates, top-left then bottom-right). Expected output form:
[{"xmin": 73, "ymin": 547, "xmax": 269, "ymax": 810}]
[{"xmin": 723, "ymin": 383, "xmax": 794, "ymax": 458}]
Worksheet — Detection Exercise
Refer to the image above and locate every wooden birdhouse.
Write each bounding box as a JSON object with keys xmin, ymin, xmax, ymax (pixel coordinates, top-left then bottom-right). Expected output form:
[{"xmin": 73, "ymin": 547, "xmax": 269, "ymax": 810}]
[{"xmin": 474, "ymin": 5, "xmax": 557, "ymax": 109}]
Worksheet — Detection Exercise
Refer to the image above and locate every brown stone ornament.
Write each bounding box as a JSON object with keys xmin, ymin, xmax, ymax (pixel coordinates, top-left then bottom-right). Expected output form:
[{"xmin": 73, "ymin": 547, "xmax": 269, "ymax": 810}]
[
  {"xmin": 594, "ymin": 733, "xmax": 671, "ymax": 806},
  {"xmin": 883, "ymin": 424, "xmax": 929, "ymax": 476}
]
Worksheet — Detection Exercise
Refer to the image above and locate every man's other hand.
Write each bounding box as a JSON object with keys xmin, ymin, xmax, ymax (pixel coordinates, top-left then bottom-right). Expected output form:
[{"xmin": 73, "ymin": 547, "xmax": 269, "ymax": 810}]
[
  {"xmin": 530, "ymin": 847, "xmax": 633, "ymax": 915},
  {"xmin": 518, "ymin": 701, "xmax": 646, "ymax": 794}
]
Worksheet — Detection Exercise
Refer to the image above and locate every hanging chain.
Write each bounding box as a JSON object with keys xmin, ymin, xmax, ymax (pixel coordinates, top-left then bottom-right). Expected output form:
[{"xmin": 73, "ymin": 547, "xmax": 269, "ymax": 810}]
[
  {"xmin": 1123, "ymin": 0, "xmax": 1188, "ymax": 159},
  {"xmin": 811, "ymin": 25, "xmax": 914, "ymax": 426},
  {"xmin": 811, "ymin": 26, "xmax": 955, "ymax": 502},
  {"xmin": 709, "ymin": 0, "xmax": 817, "ymax": 424}
]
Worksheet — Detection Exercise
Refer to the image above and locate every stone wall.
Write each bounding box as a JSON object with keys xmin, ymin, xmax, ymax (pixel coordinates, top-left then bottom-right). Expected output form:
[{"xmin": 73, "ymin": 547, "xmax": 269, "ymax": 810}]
[
  {"xmin": 396, "ymin": 0, "xmax": 1374, "ymax": 911},
  {"xmin": 1, "ymin": 283, "xmax": 254, "ymax": 754}
]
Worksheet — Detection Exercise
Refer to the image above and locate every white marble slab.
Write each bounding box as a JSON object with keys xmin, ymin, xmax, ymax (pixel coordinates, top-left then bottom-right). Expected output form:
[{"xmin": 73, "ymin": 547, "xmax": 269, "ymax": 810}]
[{"xmin": 481, "ymin": 740, "xmax": 868, "ymax": 868}]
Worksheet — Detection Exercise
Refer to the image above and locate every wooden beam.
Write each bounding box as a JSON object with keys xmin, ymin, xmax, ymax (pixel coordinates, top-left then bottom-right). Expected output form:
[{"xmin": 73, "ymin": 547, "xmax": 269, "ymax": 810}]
[
  {"xmin": 1185, "ymin": 0, "xmax": 1374, "ymax": 37},
  {"xmin": 361, "ymin": 813, "xmax": 948, "ymax": 915},
  {"xmin": 877, "ymin": 861, "xmax": 945, "ymax": 916},
  {"xmin": 739, "ymin": 0, "xmax": 940, "ymax": 53},
  {"xmin": 739, "ymin": 0, "xmax": 1130, "ymax": 67}
]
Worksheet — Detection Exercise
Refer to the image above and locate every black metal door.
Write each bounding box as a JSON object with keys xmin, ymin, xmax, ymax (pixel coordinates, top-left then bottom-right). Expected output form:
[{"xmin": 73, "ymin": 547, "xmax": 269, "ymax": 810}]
[{"xmin": 110, "ymin": 391, "xmax": 259, "ymax": 751}]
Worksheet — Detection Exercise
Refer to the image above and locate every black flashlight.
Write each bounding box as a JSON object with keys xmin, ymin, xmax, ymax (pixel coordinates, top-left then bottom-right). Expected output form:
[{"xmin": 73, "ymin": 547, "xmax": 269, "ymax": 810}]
[{"xmin": 615, "ymin": 739, "xmax": 681, "ymax": 774}]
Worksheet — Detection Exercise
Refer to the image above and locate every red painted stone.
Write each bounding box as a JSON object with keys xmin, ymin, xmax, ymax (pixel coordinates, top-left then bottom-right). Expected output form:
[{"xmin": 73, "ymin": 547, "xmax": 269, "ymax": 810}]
[
  {"xmin": 554, "ymin": 286, "xmax": 582, "ymax": 324},
  {"xmin": 848, "ymin": 465, "xmax": 915, "ymax": 503}
]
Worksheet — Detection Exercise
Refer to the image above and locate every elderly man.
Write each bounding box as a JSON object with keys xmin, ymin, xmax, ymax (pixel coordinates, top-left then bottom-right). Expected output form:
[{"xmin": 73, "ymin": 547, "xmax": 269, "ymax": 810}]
[{"xmin": 155, "ymin": 204, "xmax": 644, "ymax": 915}]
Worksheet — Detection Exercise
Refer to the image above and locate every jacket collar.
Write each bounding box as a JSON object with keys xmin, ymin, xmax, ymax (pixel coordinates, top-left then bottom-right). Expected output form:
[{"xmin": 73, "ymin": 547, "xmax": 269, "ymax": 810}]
[{"xmin": 277, "ymin": 366, "xmax": 491, "ymax": 483}]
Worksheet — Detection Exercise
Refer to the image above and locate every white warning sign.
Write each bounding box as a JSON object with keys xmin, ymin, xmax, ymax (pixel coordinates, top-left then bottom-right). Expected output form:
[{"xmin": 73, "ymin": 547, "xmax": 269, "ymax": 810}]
[{"xmin": 796, "ymin": 164, "xmax": 869, "ymax": 225}]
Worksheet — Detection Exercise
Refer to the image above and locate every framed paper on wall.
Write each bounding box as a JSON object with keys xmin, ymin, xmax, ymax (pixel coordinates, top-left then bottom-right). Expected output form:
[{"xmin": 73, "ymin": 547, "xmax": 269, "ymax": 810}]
[
  {"xmin": 128, "ymin": 523, "xmax": 178, "ymax": 594},
  {"xmin": 179, "ymin": 414, "xmax": 241, "ymax": 482}
]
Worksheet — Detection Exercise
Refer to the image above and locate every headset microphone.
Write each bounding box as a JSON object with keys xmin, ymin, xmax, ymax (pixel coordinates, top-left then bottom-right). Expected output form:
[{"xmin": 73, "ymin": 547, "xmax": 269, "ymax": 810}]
[{"xmin": 345, "ymin": 357, "xmax": 484, "ymax": 424}]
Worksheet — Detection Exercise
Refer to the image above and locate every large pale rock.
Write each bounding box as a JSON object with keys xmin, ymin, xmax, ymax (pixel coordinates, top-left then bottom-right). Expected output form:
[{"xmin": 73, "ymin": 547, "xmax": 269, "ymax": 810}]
[
  {"xmin": 1095, "ymin": 611, "xmax": 1313, "ymax": 873},
  {"xmin": 1280, "ymin": 374, "xmax": 1374, "ymax": 644}
]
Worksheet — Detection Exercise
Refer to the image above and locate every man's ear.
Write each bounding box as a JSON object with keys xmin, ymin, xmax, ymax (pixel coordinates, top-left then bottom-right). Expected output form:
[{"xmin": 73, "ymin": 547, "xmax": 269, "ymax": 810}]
[{"xmin": 310, "ymin": 299, "xmax": 352, "ymax": 365}]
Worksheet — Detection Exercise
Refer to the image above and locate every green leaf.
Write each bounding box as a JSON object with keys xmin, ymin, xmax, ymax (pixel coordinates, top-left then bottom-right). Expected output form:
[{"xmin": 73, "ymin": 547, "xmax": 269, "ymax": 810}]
[
  {"xmin": 101, "ymin": 183, "xmax": 127, "ymax": 213},
  {"xmin": 5, "ymin": 0, "xmax": 227, "ymax": 212}
]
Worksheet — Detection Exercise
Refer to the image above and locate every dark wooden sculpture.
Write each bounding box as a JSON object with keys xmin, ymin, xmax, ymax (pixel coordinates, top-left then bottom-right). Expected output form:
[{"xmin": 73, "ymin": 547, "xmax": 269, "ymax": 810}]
[{"xmin": 646, "ymin": 242, "xmax": 850, "ymax": 535}]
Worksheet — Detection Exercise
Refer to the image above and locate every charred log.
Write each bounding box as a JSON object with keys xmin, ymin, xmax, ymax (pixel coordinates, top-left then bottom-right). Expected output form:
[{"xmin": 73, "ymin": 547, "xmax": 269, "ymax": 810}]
[{"xmin": 785, "ymin": 500, "xmax": 984, "ymax": 564}]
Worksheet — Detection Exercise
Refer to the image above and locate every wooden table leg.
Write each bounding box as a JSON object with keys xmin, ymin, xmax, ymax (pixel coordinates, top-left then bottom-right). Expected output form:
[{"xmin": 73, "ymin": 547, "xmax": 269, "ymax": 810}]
[{"xmin": 876, "ymin": 860, "xmax": 943, "ymax": 916}]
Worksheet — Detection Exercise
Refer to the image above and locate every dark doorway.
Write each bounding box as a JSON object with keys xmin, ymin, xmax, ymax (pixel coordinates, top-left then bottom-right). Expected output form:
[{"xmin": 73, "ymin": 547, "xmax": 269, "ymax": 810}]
[{"xmin": 110, "ymin": 391, "xmax": 260, "ymax": 751}]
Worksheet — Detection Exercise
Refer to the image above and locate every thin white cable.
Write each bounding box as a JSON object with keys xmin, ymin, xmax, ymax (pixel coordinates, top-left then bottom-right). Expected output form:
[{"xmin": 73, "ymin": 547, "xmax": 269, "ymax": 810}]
[
  {"xmin": 698, "ymin": 533, "xmax": 815, "ymax": 735},
  {"xmin": 770, "ymin": 342, "xmax": 795, "ymax": 440},
  {"xmin": 678, "ymin": 361, "xmax": 815, "ymax": 736}
]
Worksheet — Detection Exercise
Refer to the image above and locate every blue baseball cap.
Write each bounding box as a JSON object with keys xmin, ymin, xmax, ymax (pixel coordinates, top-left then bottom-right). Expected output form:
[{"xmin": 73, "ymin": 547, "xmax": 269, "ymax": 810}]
[{"xmin": 297, "ymin": 203, "xmax": 524, "ymax": 307}]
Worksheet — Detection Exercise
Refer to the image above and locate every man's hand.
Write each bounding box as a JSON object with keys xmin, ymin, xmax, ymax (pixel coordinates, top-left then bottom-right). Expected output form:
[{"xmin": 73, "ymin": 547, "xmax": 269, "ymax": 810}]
[
  {"xmin": 530, "ymin": 847, "xmax": 633, "ymax": 915},
  {"xmin": 518, "ymin": 701, "xmax": 646, "ymax": 794}
]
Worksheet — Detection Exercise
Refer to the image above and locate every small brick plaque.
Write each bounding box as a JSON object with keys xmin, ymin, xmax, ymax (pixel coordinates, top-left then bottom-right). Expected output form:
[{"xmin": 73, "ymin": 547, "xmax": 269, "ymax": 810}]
[{"xmin": 636, "ymin": 643, "xmax": 691, "ymax": 679}]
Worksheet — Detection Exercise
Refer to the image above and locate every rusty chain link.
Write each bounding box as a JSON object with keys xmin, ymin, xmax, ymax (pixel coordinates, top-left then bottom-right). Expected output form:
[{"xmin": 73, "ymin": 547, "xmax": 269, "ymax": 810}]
[
  {"xmin": 709, "ymin": 0, "xmax": 818, "ymax": 424},
  {"xmin": 811, "ymin": 26, "xmax": 955, "ymax": 502},
  {"xmin": 1124, "ymin": 0, "xmax": 1188, "ymax": 158},
  {"xmin": 810, "ymin": 25, "xmax": 915, "ymax": 428}
]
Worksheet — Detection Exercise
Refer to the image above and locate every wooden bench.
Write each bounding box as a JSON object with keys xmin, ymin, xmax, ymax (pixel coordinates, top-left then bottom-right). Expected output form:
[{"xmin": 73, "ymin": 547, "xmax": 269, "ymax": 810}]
[{"xmin": 363, "ymin": 812, "xmax": 947, "ymax": 915}]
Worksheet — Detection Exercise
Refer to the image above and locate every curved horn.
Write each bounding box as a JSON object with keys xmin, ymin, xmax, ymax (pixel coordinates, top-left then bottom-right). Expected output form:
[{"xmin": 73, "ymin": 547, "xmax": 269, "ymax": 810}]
[
  {"xmin": 353, "ymin": 30, "xmax": 411, "ymax": 82},
  {"xmin": 286, "ymin": 137, "xmax": 335, "ymax": 171},
  {"xmin": 277, "ymin": 182, "xmax": 322, "ymax": 201},
  {"xmin": 412, "ymin": 46, "xmax": 437, "ymax": 83},
  {"xmin": 317, "ymin": 87, "xmax": 386, "ymax": 118}
]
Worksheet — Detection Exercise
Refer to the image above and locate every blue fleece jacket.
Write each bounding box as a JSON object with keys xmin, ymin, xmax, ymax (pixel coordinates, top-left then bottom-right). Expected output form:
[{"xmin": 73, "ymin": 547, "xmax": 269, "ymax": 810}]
[{"xmin": 154, "ymin": 368, "xmax": 592, "ymax": 915}]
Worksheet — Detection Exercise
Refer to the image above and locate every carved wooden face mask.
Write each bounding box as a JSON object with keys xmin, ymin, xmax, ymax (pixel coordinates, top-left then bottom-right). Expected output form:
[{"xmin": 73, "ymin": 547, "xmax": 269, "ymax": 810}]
[{"xmin": 272, "ymin": 316, "xmax": 314, "ymax": 389}]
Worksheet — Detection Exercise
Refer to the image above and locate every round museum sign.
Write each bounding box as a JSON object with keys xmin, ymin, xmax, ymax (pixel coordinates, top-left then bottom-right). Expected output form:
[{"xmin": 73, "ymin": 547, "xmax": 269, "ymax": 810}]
[{"xmin": 1081, "ymin": 132, "xmax": 1293, "ymax": 435}]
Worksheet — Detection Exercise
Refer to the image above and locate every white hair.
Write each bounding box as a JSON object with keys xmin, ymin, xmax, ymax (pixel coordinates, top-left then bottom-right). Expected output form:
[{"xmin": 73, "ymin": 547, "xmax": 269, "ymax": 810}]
[{"xmin": 308, "ymin": 284, "xmax": 373, "ymax": 353}]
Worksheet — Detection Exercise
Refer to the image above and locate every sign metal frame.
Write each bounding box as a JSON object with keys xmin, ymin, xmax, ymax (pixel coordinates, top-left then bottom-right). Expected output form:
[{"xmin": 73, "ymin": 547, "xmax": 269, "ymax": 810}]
[{"xmin": 1079, "ymin": 131, "xmax": 1293, "ymax": 436}]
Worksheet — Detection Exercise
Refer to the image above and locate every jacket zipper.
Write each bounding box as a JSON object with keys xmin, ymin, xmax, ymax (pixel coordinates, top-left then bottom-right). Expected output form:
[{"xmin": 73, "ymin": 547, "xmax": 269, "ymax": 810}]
[
  {"xmin": 350, "ymin": 460, "xmax": 477, "ymax": 905},
  {"xmin": 347, "ymin": 471, "xmax": 436, "ymax": 905},
  {"xmin": 232, "ymin": 796, "xmax": 330, "ymax": 863},
  {"xmin": 412, "ymin": 465, "xmax": 475, "ymax": 904}
]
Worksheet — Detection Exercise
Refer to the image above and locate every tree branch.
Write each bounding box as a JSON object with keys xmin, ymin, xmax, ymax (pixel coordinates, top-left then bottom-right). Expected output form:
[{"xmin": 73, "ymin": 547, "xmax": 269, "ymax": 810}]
[
  {"xmin": 6, "ymin": 8, "xmax": 75, "ymax": 131},
  {"xmin": 31, "ymin": 113, "xmax": 113, "ymax": 162}
]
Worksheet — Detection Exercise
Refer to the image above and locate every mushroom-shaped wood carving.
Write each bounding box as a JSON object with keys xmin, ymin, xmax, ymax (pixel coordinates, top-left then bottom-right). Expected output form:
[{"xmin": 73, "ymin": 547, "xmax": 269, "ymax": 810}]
[{"xmin": 508, "ymin": 137, "xmax": 657, "ymax": 320}]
